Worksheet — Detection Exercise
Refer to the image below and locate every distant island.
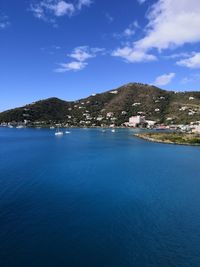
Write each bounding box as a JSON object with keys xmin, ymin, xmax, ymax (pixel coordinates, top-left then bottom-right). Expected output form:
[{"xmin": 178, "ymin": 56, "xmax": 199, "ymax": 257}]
[
  {"xmin": 135, "ymin": 132, "xmax": 200, "ymax": 146},
  {"xmin": 0, "ymin": 82, "xmax": 200, "ymax": 133}
]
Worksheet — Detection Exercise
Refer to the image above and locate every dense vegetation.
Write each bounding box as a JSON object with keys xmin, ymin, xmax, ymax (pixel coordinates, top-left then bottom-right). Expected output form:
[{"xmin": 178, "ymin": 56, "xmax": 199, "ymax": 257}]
[{"xmin": 0, "ymin": 83, "xmax": 200, "ymax": 126}]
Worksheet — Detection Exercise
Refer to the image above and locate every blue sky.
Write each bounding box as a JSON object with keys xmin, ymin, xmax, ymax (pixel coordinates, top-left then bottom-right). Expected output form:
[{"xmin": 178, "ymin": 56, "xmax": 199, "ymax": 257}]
[{"xmin": 1, "ymin": 0, "xmax": 200, "ymax": 111}]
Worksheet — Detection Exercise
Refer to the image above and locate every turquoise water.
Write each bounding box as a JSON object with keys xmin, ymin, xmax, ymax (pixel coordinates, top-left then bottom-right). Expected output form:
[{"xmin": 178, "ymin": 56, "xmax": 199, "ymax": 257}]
[{"xmin": 0, "ymin": 128, "xmax": 200, "ymax": 267}]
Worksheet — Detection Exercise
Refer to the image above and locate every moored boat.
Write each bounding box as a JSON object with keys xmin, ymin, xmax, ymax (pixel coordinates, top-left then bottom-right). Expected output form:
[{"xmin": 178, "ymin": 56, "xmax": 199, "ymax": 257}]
[{"xmin": 55, "ymin": 128, "xmax": 63, "ymax": 136}]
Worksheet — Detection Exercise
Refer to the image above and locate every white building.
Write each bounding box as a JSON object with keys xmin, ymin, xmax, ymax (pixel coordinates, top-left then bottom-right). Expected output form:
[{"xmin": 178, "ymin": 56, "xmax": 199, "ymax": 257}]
[
  {"xmin": 146, "ymin": 120, "xmax": 156, "ymax": 127},
  {"xmin": 192, "ymin": 125, "xmax": 200, "ymax": 133},
  {"xmin": 166, "ymin": 117, "xmax": 173, "ymax": 121},
  {"xmin": 188, "ymin": 110, "xmax": 196, "ymax": 116},
  {"xmin": 109, "ymin": 90, "xmax": 118, "ymax": 94},
  {"xmin": 128, "ymin": 116, "xmax": 146, "ymax": 127},
  {"xmin": 106, "ymin": 112, "xmax": 114, "ymax": 118},
  {"xmin": 179, "ymin": 106, "xmax": 188, "ymax": 111},
  {"xmin": 97, "ymin": 116, "xmax": 103, "ymax": 121},
  {"xmin": 132, "ymin": 102, "xmax": 141, "ymax": 106}
]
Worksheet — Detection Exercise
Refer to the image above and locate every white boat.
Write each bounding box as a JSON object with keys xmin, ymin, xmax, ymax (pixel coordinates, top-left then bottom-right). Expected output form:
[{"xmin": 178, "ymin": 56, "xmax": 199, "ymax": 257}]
[
  {"xmin": 65, "ymin": 131, "xmax": 71, "ymax": 134},
  {"xmin": 55, "ymin": 131, "xmax": 63, "ymax": 136},
  {"xmin": 55, "ymin": 128, "xmax": 63, "ymax": 136},
  {"xmin": 16, "ymin": 125, "xmax": 24, "ymax": 129},
  {"xmin": 8, "ymin": 125, "xmax": 14, "ymax": 128},
  {"xmin": 111, "ymin": 129, "xmax": 116, "ymax": 133},
  {"xmin": 50, "ymin": 126, "xmax": 55, "ymax": 129}
]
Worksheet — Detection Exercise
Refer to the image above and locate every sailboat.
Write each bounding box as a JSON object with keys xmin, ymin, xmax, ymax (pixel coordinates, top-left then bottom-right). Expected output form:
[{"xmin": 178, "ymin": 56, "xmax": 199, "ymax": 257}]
[{"xmin": 55, "ymin": 128, "xmax": 63, "ymax": 136}]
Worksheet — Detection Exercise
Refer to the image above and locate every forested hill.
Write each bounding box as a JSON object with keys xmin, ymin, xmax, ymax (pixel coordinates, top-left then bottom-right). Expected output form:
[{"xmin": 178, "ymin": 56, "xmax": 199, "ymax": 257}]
[{"xmin": 0, "ymin": 83, "xmax": 200, "ymax": 126}]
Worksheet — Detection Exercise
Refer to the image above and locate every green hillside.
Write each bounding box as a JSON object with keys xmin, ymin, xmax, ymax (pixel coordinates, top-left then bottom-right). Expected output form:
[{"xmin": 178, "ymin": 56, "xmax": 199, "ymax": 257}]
[{"xmin": 0, "ymin": 83, "xmax": 200, "ymax": 126}]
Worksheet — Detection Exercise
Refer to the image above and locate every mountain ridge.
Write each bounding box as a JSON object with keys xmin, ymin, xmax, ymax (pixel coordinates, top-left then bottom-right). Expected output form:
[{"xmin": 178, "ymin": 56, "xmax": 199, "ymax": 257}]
[{"xmin": 1, "ymin": 83, "xmax": 200, "ymax": 126}]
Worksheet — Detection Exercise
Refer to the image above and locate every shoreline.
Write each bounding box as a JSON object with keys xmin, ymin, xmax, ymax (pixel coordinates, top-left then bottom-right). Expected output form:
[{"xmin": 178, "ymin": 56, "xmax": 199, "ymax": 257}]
[
  {"xmin": 0, "ymin": 125, "xmax": 141, "ymax": 129},
  {"xmin": 134, "ymin": 133, "xmax": 200, "ymax": 146}
]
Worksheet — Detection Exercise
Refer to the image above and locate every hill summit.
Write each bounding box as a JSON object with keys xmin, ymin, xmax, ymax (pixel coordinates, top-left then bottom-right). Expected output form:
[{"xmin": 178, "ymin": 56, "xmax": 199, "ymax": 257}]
[{"xmin": 0, "ymin": 83, "xmax": 200, "ymax": 127}]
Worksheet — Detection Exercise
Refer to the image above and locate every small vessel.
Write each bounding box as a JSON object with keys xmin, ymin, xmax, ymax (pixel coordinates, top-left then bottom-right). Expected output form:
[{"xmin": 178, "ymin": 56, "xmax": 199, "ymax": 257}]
[
  {"xmin": 65, "ymin": 131, "xmax": 71, "ymax": 134},
  {"xmin": 55, "ymin": 128, "xmax": 63, "ymax": 136},
  {"xmin": 50, "ymin": 126, "xmax": 55, "ymax": 129},
  {"xmin": 8, "ymin": 125, "xmax": 14, "ymax": 128},
  {"xmin": 16, "ymin": 125, "xmax": 24, "ymax": 129},
  {"xmin": 111, "ymin": 129, "xmax": 116, "ymax": 133},
  {"xmin": 55, "ymin": 131, "xmax": 63, "ymax": 136}
]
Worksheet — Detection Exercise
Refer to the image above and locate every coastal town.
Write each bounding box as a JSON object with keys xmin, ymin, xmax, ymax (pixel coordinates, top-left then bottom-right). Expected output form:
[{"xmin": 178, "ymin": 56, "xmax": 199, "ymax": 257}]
[
  {"xmin": 0, "ymin": 83, "xmax": 200, "ymax": 134},
  {"xmin": 1, "ymin": 114, "xmax": 200, "ymax": 133}
]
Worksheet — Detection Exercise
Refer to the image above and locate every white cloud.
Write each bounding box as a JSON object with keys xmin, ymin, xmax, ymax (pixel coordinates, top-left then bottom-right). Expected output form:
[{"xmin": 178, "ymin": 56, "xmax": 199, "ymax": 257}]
[
  {"xmin": 52, "ymin": 1, "xmax": 75, "ymax": 16},
  {"xmin": 154, "ymin": 73, "xmax": 175, "ymax": 86},
  {"xmin": 123, "ymin": 21, "xmax": 139, "ymax": 37},
  {"xmin": 135, "ymin": 0, "xmax": 200, "ymax": 52},
  {"xmin": 0, "ymin": 15, "xmax": 10, "ymax": 29},
  {"xmin": 55, "ymin": 46, "xmax": 104, "ymax": 72},
  {"xmin": 55, "ymin": 61, "xmax": 87, "ymax": 72},
  {"xmin": 30, "ymin": 0, "xmax": 92, "ymax": 23},
  {"xmin": 69, "ymin": 46, "xmax": 96, "ymax": 61},
  {"xmin": 30, "ymin": 0, "xmax": 74, "ymax": 22},
  {"xmin": 114, "ymin": 21, "xmax": 139, "ymax": 39},
  {"xmin": 77, "ymin": 0, "xmax": 92, "ymax": 10},
  {"xmin": 164, "ymin": 52, "xmax": 194, "ymax": 60},
  {"xmin": 123, "ymin": 28, "xmax": 135, "ymax": 37},
  {"xmin": 176, "ymin": 52, "xmax": 200, "ymax": 68},
  {"xmin": 112, "ymin": 46, "xmax": 157, "ymax": 63},
  {"xmin": 113, "ymin": 0, "xmax": 200, "ymax": 64}
]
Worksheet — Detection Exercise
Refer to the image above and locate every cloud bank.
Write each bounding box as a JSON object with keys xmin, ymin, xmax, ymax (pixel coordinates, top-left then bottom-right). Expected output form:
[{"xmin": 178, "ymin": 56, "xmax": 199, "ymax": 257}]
[{"xmin": 113, "ymin": 0, "xmax": 200, "ymax": 63}]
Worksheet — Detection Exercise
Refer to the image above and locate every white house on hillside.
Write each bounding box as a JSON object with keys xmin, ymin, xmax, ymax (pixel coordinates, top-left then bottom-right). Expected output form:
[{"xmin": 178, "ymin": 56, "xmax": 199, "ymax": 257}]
[{"xmin": 128, "ymin": 116, "xmax": 146, "ymax": 127}]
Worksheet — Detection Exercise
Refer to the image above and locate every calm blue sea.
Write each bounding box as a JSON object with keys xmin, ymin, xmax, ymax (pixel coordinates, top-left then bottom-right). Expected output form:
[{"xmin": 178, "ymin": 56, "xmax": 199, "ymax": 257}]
[{"xmin": 0, "ymin": 128, "xmax": 200, "ymax": 267}]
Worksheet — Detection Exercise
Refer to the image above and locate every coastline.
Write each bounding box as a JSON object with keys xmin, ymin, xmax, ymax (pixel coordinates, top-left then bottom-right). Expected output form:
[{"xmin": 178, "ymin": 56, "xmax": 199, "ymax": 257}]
[{"xmin": 134, "ymin": 133, "xmax": 200, "ymax": 146}]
